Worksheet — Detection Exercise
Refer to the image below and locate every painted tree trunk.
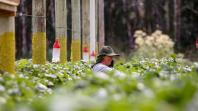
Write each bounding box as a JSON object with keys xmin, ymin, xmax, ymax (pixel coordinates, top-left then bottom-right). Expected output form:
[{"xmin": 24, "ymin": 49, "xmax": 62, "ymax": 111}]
[
  {"xmin": 71, "ymin": 0, "xmax": 81, "ymax": 62},
  {"xmin": 55, "ymin": 0, "xmax": 67, "ymax": 63},
  {"xmin": 32, "ymin": 0, "xmax": 46, "ymax": 64},
  {"xmin": 0, "ymin": 17, "xmax": 15, "ymax": 74},
  {"xmin": 82, "ymin": 0, "xmax": 90, "ymax": 62},
  {"xmin": 90, "ymin": 0, "xmax": 96, "ymax": 62},
  {"xmin": 0, "ymin": 0, "xmax": 18, "ymax": 74}
]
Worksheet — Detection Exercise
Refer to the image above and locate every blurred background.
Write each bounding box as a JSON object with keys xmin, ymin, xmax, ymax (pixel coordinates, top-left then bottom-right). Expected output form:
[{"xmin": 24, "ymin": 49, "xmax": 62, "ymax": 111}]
[{"xmin": 15, "ymin": 0, "xmax": 198, "ymax": 61}]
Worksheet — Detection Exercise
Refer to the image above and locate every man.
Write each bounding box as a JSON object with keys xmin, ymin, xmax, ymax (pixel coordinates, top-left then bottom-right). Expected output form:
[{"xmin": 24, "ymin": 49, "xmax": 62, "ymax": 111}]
[{"xmin": 92, "ymin": 46, "xmax": 119, "ymax": 73}]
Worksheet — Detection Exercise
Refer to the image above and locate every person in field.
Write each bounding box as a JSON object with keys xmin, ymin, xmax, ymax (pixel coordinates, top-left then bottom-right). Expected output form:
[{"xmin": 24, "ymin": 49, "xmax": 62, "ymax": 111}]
[{"xmin": 92, "ymin": 46, "xmax": 119, "ymax": 73}]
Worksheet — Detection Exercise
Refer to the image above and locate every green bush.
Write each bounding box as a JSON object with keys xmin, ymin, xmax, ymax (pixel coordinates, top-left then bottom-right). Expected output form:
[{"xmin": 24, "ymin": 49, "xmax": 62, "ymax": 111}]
[{"xmin": 0, "ymin": 57, "xmax": 197, "ymax": 111}]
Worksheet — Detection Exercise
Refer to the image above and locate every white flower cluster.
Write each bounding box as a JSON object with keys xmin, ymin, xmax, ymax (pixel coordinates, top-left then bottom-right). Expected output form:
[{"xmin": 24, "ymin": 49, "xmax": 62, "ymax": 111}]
[
  {"xmin": 134, "ymin": 30, "xmax": 175, "ymax": 58},
  {"xmin": 134, "ymin": 30, "xmax": 174, "ymax": 49}
]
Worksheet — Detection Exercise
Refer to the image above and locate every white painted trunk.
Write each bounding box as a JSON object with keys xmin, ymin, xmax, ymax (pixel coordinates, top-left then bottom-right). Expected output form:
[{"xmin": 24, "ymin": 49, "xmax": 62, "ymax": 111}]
[
  {"xmin": 52, "ymin": 48, "xmax": 60, "ymax": 62},
  {"xmin": 90, "ymin": 0, "xmax": 96, "ymax": 61},
  {"xmin": 83, "ymin": 53, "xmax": 89, "ymax": 62}
]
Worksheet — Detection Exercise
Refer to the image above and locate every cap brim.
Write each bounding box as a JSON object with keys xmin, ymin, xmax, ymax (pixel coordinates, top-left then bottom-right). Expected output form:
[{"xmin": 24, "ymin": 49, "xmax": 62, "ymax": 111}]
[{"xmin": 106, "ymin": 53, "xmax": 120, "ymax": 56}]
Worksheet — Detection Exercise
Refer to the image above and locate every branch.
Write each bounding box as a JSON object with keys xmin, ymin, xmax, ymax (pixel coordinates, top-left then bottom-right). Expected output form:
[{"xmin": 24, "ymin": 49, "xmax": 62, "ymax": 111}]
[{"xmin": 182, "ymin": 6, "xmax": 198, "ymax": 15}]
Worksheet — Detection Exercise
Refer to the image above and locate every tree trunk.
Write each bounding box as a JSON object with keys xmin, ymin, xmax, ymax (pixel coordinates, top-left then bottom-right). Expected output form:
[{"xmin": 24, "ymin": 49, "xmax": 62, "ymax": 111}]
[
  {"xmin": 0, "ymin": 17, "xmax": 15, "ymax": 74},
  {"xmin": 0, "ymin": 1, "xmax": 18, "ymax": 73},
  {"xmin": 55, "ymin": 0, "xmax": 67, "ymax": 63},
  {"xmin": 66, "ymin": 0, "xmax": 72, "ymax": 61},
  {"xmin": 168, "ymin": 0, "xmax": 174, "ymax": 39},
  {"xmin": 46, "ymin": 0, "xmax": 55, "ymax": 48},
  {"xmin": 174, "ymin": 0, "xmax": 181, "ymax": 49},
  {"xmin": 71, "ymin": 0, "xmax": 81, "ymax": 61},
  {"xmin": 98, "ymin": 0, "xmax": 105, "ymax": 50},
  {"xmin": 145, "ymin": 0, "xmax": 154, "ymax": 34},
  {"xmin": 82, "ymin": 0, "xmax": 90, "ymax": 62},
  {"xmin": 32, "ymin": 0, "xmax": 46, "ymax": 64},
  {"xmin": 90, "ymin": 0, "xmax": 96, "ymax": 61},
  {"xmin": 16, "ymin": 0, "xmax": 28, "ymax": 58}
]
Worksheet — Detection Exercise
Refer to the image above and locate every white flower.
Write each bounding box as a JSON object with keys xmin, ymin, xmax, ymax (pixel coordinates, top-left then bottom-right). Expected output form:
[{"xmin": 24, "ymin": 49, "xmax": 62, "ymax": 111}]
[
  {"xmin": 95, "ymin": 72, "xmax": 109, "ymax": 80},
  {"xmin": 33, "ymin": 64, "xmax": 40, "ymax": 68},
  {"xmin": 47, "ymin": 81, "xmax": 54, "ymax": 87},
  {"xmin": 0, "ymin": 77, "xmax": 4, "ymax": 82},
  {"xmin": 145, "ymin": 37, "xmax": 153, "ymax": 46},
  {"xmin": 8, "ymin": 88, "xmax": 21, "ymax": 95},
  {"xmin": 160, "ymin": 34, "xmax": 169, "ymax": 41},
  {"xmin": 134, "ymin": 30, "xmax": 144, "ymax": 38},
  {"xmin": 183, "ymin": 66, "xmax": 192, "ymax": 72},
  {"xmin": 114, "ymin": 70, "xmax": 126, "ymax": 79},
  {"xmin": 113, "ymin": 94, "xmax": 122, "ymax": 101},
  {"xmin": 50, "ymin": 94, "xmax": 76, "ymax": 111},
  {"xmin": 0, "ymin": 85, "xmax": 5, "ymax": 92},
  {"xmin": 0, "ymin": 97, "xmax": 6, "ymax": 104},
  {"xmin": 170, "ymin": 75, "xmax": 177, "ymax": 81},
  {"xmin": 142, "ymin": 89, "xmax": 154, "ymax": 98},
  {"xmin": 135, "ymin": 37, "xmax": 144, "ymax": 47},
  {"xmin": 159, "ymin": 70, "xmax": 170, "ymax": 79},
  {"xmin": 137, "ymin": 83, "xmax": 145, "ymax": 90},
  {"xmin": 142, "ymin": 32, "xmax": 147, "ymax": 37},
  {"xmin": 194, "ymin": 62, "xmax": 198, "ymax": 67},
  {"xmin": 131, "ymin": 72, "xmax": 141, "ymax": 79},
  {"xmin": 36, "ymin": 83, "xmax": 48, "ymax": 92},
  {"xmin": 68, "ymin": 77, "xmax": 73, "ymax": 81},
  {"xmin": 95, "ymin": 88, "xmax": 108, "ymax": 99},
  {"xmin": 45, "ymin": 74, "xmax": 57, "ymax": 79},
  {"xmin": 154, "ymin": 30, "xmax": 162, "ymax": 36},
  {"xmin": 167, "ymin": 41, "xmax": 174, "ymax": 48}
]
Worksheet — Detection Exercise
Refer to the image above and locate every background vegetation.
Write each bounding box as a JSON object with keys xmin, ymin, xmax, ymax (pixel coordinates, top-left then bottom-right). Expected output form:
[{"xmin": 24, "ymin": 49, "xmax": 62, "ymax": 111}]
[{"xmin": 15, "ymin": 0, "xmax": 198, "ymax": 61}]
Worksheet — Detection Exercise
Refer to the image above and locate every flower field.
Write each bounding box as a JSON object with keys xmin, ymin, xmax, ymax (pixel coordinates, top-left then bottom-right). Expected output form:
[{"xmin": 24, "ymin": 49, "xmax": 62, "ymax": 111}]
[{"xmin": 0, "ymin": 56, "xmax": 198, "ymax": 111}]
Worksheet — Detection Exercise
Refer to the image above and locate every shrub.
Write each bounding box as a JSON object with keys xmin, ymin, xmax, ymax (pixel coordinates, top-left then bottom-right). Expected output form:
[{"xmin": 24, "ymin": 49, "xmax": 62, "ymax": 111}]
[{"xmin": 133, "ymin": 30, "xmax": 174, "ymax": 58}]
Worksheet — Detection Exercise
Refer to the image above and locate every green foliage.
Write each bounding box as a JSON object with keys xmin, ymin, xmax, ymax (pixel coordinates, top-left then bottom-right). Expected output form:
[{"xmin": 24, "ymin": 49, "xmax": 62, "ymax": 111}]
[{"xmin": 0, "ymin": 57, "xmax": 198, "ymax": 111}]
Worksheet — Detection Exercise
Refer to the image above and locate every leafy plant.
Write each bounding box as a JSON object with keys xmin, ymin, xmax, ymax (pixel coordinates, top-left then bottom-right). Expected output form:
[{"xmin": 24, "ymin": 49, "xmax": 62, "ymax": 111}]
[{"xmin": 0, "ymin": 56, "xmax": 197, "ymax": 111}]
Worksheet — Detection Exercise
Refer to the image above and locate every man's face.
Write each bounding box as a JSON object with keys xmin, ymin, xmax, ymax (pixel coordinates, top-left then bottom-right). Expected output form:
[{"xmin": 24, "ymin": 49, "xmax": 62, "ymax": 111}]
[{"xmin": 103, "ymin": 56, "xmax": 113, "ymax": 66}]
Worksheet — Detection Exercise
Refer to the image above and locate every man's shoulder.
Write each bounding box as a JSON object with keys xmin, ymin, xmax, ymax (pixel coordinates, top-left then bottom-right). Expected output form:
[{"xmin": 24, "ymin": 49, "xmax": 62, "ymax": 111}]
[
  {"xmin": 93, "ymin": 63, "xmax": 108, "ymax": 70},
  {"xmin": 92, "ymin": 63, "xmax": 113, "ymax": 73}
]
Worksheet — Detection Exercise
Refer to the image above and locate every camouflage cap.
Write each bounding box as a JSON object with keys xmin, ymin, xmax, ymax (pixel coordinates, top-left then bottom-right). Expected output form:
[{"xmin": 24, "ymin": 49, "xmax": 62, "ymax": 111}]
[{"xmin": 98, "ymin": 46, "xmax": 119, "ymax": 56}]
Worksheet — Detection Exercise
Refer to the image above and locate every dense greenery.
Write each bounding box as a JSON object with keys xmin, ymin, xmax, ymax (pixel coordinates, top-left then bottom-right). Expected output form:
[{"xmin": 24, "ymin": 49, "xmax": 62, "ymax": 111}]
[
  {"xmin": 15, "ymin": 0, "xmax": 198, "ymax": 61},
  {"xmin": 0, "ymin": 56, "xmax": 197, "ymax": 111}
]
